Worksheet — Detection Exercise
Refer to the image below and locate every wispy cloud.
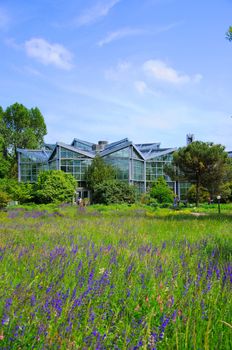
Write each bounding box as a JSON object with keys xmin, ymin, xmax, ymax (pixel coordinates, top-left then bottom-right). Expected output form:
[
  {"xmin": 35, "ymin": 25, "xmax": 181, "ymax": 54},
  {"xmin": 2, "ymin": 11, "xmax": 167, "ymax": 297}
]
[
  {"xmin": 24, "ymin": 38, "xmax": 73, "ymax": 70},
  {"xmin": 104, "ymin": 61, "xmax": 131, "ymax": 80},
  {"xmin": 134, "ymin": 80, "xmax": 161, "ymax": 97},
  {"xmin": 76, "ymin": 0, "xmax": 120, "ymax": 26},
  {"xmin": 5, "ymin": 37, "xmax": 21, "ymax": 50},
  {"xmin": 143, "ymin": 59, "xmax": 202, "ymax": 84},
  {"xmin": 98, "ymin": 22, "xmax": 181, "ymax": 47},
  {"xmin": 0, "ymin": 7, "xmax": 10, "ymax": 29},
  {"xmin": 98, "ymin": 27, "xmax": 144, "ymax": 47},
  {"xmin": 134, "ymin": 81, "xmax": 147, "ymax": 94}
]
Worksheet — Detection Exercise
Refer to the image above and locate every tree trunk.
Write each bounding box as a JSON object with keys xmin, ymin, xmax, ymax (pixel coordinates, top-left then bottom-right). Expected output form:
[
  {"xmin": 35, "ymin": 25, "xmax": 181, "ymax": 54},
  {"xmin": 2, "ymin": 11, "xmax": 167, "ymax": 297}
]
[{"xmin": 196, "ymin": 173, "xmax": 200, "ymax": 207}]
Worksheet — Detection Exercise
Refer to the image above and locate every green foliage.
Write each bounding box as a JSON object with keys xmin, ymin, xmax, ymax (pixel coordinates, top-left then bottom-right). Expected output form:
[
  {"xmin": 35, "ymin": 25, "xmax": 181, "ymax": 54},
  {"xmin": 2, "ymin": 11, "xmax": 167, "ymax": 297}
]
[
  {"xmin": 0, "ymin": 156, "xmax": 11, "ymax": 178},
  {"xmin": 0, "ymin": 103, "xmax": 47, "ymax": 178},
  {"xmin": 35, "ymin": 170, "xmax": 76, "ymax": 204},
  {"xmin": 171, "ymin": 141, "xmax": 230, "ymax": 206},
  {"xmin": 226, "ymin": 26, "xmax": 232, "ymax": 41},
  {"xmin": 187, "ymin": 184, "xmax": 210, "ymax": 204},
  {"xmin": 0, "ymin": 178, "xmax": 33, "ymax": 203},
  {"xmin": 219, "ymin": 181, "xmax": 232, "ymax": 203},
  {"xmin": 140, "ymin": 192, "xmax": 151, "ymax": 205},
  {"xmin": 0, "ymin": 190, "xmax": 10, "ymax": 209},
  {"xmin": 93, "ymin": 179, "xmax": 136, "ymax": 204},
  {"xmin": 149, "ymin": 176, "xmax": 174, "ymax": 204},
  {"xmin": 85, "ymin": 156, "xmax": 116, "ymax": 191}
]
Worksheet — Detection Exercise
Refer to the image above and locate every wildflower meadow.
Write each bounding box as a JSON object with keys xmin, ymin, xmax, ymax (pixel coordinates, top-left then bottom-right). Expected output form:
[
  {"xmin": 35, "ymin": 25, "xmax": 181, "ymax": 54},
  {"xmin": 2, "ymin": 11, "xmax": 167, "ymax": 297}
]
[{"xmin": 0, "ymin": 204, "xmax": 231, "ymax": 349}]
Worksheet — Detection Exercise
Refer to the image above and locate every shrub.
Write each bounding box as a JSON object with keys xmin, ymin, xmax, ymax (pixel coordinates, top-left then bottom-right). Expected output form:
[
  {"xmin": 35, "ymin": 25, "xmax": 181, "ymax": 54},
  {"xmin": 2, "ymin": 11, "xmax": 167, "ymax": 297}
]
[
  {"xmin": 219, "ymin": 182, "xmax": 232, "ymax": 203},
  {"xmin": 149, "ymin": 197, "xmax": 159, "ymax": 208},
  {"xmin": 34, "ymin": 170, "xmax": 76, "ymax": 204},
  {"xmin": 0, "ymin": 178, "xmax": 33, "ymax": 203},
  {"xmin": 149, "ymin": 177, "xmax": 174, "ymax": 204},
  {"xmin": 0, "ymin": 190, "xmax": 10, "ymax": 209},
  {"xmin": 93, "ymin": 180, "xmax": 136, "ymax": 204}
]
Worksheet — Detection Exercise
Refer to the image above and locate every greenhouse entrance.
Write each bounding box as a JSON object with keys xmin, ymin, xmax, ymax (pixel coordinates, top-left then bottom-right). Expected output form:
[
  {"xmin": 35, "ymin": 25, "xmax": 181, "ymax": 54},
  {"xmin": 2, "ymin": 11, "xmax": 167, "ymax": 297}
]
[{"xmin": 76, "ymin": 188, "xmax": 91, "ymax": 202}]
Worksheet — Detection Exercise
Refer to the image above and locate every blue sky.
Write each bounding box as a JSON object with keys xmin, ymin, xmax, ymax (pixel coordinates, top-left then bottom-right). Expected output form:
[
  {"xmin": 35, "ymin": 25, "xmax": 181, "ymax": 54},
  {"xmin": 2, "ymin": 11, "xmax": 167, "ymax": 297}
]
[{"xmin": 1, "ymin": 0, "xmax": 232, "ymax": 150}]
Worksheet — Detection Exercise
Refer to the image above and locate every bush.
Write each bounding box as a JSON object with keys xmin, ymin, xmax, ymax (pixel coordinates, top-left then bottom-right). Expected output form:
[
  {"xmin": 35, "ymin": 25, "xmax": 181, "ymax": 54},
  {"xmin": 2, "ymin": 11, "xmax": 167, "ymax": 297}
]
[
  {"xmin": 34, "ymin": 170, "xmax": 76, "ymax": 204},
  {"xmin": 149, "ymin": 177, "xmax": 174, "ymax": 204},
  {"xmin": 0, "ymin": 191, "xmax": 10, "ymax": 209},
  {"xmin": 219, "ymin": 182, "xmax": 232, "ymax": 203},
  {"xmin": 0, "ymin": 178, "xmax": 33, "ymax": 203},
  {"xmin": 93, "ymin": 180, "xmax": 137, "ymax": 204},
  {"xmin": 149, "ymin": 197, "xmax": 159, "ymax": 208}
]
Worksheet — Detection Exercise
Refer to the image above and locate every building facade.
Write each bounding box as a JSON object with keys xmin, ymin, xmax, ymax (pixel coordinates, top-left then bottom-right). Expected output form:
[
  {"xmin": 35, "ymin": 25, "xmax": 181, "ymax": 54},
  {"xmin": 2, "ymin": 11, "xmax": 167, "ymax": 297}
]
[{"xmin": 17, "ymin": 137, "xmax": 189, "ymax": 200}]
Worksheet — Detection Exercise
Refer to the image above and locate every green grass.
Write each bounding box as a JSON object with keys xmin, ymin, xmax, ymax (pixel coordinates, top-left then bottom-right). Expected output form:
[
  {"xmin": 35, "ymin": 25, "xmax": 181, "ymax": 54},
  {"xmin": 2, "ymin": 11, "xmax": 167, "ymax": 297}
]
[{"xmin": 0, "ymin": 204, "xmax": 231, "ymax": 349}]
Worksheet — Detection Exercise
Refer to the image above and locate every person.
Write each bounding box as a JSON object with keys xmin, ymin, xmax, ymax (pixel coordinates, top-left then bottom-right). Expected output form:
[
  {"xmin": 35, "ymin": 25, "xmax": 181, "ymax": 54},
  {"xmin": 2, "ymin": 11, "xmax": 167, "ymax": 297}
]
[
  {"xmin": 173, "ymin": 195, "xmax": 180, "ymax": 208},
  {"xmin": 77, "ymin": 197, "xmax": 82, "ymax": 205},
  {"xmin": 173, "ymin": 196, "xmax": 177, "ymax": 208}
]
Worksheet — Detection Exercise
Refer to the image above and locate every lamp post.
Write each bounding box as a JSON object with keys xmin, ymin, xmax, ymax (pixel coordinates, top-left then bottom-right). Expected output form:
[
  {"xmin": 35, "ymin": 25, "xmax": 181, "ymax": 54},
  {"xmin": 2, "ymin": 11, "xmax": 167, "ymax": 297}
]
[{"xmin": 217, "ymin": 195, "xmax": 221, "ymax": 214}]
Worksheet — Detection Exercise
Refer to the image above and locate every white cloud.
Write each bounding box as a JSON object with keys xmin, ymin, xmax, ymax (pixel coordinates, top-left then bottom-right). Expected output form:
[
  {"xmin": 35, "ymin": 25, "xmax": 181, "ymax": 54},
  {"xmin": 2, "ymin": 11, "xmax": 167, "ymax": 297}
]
[
  {"xmin": 24, "ymin": 38, "xmax": 73, "ymax": 70},
  {"xmin": 143, "ymin": 59, "xmax": 202, "ymax": 84},
  {"xmin": 134, "ymin": 81, "xmax": 147, "ymax": 94},
  {"xmin": 134, "ymin": 80, "xmax": 162, "ymax": 97},
  {"xmin": 98, "ymin": 27, "xmax": 144, "ymax": 47},
  {"xmin": 0, "ymin": 7, "xmax": 9, "ymax": 29},
  {"xmin": 104, "ymin": 61, "xmax": 131, "ymax": 80},
  {"xmin": 76, "ymin": 0, "xmax": 120, "ymax": 26}
]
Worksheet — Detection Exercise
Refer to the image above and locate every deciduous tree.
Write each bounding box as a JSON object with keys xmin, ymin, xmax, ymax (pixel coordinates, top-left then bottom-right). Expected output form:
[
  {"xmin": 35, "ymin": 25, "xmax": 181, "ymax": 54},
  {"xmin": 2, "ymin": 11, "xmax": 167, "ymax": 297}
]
[
  {"xmin": 0, "ymin": 103, "xmax": 47, "ymax": 177},
  {"xmin": 85, "ymin": 156, "xmax": 116, "ymax": 191}
]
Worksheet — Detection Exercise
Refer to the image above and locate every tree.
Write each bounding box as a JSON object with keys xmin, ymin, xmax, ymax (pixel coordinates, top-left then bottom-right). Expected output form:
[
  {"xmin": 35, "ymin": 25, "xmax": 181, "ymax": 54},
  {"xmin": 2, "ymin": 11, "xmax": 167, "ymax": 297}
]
[
  {"xmin": 0, "ymin": 103, "xmax": 47, "ymax": 176},
  {"xmin": 85, "ymin": 156, "xmax": 116, "ymax": 191},
  {"xmin": 0, "ymin": 107, "xmax": 11, "ymax": 178},
  {"xmin": 34, "ymin": 170, "xmax": 76, "ymax": 204},
  {"xmin": 187, "ymin": 185, "xmax": 210, "ymax": 204},
  {"xmin": 170, "ymin": 141, "xmax": 231, "ymax": 206},
  {"xmin": 226, "ymin": 26, "xmax": 232, "ymax": 41},
  {"xmin": 149, "ymin": 176, "xmax": 174, "ymax": 204},
  {"xmin": 93, "ymin": 180, "xmax": 136, "ymax": 204}
]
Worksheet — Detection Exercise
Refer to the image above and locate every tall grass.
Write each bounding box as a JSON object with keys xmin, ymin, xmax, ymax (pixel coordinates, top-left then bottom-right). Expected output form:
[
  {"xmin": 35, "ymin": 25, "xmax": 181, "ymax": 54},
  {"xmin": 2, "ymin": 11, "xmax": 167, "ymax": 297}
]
[{"xmin": 0, "ymin": 205, "xmax": 231, "ymax": 349}]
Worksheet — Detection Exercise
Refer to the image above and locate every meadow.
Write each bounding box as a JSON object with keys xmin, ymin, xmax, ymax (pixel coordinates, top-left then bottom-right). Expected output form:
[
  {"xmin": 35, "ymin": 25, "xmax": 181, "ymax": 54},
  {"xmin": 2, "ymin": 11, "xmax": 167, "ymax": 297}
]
[{"xmin": 0, "ymin": 204, "xmax": 231, "ymax": 349}]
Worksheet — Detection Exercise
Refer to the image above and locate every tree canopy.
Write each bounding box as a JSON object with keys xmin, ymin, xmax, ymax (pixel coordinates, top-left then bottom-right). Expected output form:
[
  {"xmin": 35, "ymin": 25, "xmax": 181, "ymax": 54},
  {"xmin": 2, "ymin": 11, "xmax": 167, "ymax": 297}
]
[
  {"xmin": 85, "ymin": 156, "xmax": 116, "ymax": 191},
  {"xmin": 169, "ymin": 141, "xmax": 231, "ymax": 206},
  {"xmin": 226, "ymin": 26, "xmax": 232, "ymax": 41},
  {"xmin": 0, "ymin": 103, "xmax": 47, "ymax": 178}
]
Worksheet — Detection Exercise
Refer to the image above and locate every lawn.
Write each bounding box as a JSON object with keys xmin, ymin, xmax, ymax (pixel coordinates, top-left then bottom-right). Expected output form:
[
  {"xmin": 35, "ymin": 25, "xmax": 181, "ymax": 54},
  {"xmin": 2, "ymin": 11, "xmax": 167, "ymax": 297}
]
[{"xmin": 0, "ymin": 204, "xmax": 231, "ymax": 349}]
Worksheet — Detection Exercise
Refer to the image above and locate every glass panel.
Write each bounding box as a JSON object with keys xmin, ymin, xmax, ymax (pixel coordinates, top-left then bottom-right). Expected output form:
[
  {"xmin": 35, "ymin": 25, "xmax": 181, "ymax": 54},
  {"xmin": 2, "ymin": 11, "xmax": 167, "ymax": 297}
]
[
  {"xmin": 132, "ymin": 149, "xmax": 143, "ymax": 160},
  {"xmin": 60, "ymin": 147, "xmax": 89, "ymax": 159},
  {"xmin": 133, "ymin": 160, "xmax": 144, "ymax": 181},
  {"xmin": 103, "ymin": 147, "xmax": 129, "ymax": 180}
]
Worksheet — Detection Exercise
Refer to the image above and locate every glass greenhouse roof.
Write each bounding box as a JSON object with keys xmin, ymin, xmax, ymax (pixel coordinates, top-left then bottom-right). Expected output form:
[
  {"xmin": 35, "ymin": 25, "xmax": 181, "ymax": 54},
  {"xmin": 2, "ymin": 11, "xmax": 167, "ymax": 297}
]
[{"xmin": 17, "ymin": 148, "xmax": 52, "ymax": 162}]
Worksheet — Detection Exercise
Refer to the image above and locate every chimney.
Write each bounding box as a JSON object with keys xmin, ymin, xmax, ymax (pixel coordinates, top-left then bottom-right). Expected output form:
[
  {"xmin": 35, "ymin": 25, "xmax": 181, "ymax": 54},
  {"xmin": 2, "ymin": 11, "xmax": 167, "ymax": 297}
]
[{"xmin": 92, "ymin": 140, "xmax": 108, "ymax": 152}]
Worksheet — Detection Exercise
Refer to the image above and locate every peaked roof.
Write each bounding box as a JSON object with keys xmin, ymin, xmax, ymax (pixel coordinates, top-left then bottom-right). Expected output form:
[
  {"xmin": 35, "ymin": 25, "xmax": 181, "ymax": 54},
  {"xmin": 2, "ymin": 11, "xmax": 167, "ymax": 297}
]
[
  {"xmin": 100, "ymin": 138, "xmax": 132, "ymax": 157},
  {"xmin": 71, "ymin": 138, "xmax": 95, "ymax": 148},
  {"xmin": 48, "ymin": 142, "xmax": 95, "ymax": 161},
  {"xmin": 17, "ymin": 148, "xmax": 52, "ymax": 162},
  {"xmin": 144, "ymin": 148, "xmax": 177, "ymax": 160}
]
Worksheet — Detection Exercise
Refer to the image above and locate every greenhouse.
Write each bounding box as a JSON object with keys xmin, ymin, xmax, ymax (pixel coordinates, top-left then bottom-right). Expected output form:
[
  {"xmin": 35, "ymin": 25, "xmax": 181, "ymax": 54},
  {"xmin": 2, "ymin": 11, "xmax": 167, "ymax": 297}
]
[{"xmin": 17, "ymin": 137, "xmax": 189, "ymax": 199}]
